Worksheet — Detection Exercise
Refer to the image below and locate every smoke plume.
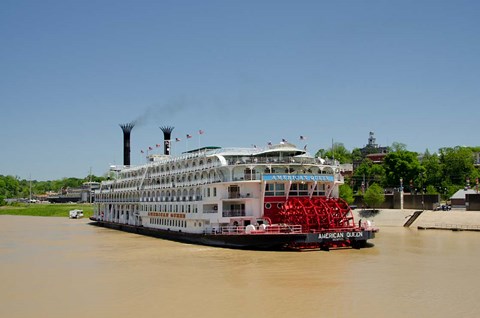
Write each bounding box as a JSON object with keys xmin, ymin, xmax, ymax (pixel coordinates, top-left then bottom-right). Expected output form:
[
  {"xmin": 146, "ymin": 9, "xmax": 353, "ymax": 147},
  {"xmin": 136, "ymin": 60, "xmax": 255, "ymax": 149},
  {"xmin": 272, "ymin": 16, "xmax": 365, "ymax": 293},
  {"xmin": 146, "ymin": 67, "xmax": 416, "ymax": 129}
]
[{"xmin": 133, "ymin": 96, "xmax": 188, "ymax": 127}]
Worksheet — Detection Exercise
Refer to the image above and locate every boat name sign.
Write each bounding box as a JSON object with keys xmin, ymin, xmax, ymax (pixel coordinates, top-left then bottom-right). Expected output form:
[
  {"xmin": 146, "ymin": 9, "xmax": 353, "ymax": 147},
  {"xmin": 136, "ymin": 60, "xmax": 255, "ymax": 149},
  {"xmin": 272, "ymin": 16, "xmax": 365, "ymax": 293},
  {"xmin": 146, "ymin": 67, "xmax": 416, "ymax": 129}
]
[
  {"xmin": 263, "ymin": 174, "xmax": 334, "ymax": 182},
  {"xmin": 318, "ymin": 231, "xmax": 364, "ymax": 241}
]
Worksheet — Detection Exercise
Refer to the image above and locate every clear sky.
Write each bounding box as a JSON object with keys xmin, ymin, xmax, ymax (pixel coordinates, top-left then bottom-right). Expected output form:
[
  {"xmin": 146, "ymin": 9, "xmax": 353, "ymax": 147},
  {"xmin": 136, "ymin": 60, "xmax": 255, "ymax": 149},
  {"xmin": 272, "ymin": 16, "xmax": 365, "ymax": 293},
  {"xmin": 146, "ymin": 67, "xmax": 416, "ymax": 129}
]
[{"xmin": 1, "ymin": 0, "xmax": 479, "ymax": 181}]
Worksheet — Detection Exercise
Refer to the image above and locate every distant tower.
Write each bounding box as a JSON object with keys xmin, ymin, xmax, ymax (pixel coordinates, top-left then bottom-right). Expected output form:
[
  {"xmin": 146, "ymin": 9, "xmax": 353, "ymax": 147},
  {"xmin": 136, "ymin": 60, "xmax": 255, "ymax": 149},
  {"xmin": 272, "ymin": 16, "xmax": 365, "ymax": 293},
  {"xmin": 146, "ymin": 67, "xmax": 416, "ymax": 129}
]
[
  {"xmin": 160, "ymin": 126, "xmax": 174, "ymax": 155},
  {"xmin": 120, "ymin": 123, "xmax": 135, "ymax": 166},
  {"xmin": 368, "ymin": 131, "xmax": 377, "ymax": 147}
]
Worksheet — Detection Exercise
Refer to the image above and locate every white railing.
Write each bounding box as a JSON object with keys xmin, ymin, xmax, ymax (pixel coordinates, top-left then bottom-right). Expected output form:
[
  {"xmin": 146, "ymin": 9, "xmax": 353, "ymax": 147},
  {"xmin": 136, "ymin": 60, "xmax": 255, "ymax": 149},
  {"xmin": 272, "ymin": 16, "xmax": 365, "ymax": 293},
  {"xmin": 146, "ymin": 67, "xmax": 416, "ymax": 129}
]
[{"xmin": 215, "ymin": 224, "xmax": 303, "ymax": 235}]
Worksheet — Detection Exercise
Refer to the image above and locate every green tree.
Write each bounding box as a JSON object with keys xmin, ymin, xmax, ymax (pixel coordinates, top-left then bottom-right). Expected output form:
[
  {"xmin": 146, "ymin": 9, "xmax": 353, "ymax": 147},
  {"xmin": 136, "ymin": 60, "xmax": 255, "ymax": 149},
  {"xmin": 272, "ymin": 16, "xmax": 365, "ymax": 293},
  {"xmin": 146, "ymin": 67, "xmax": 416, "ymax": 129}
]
[
  {"xmin": 0, "ymin": 175, "xmax": 21, "ymax": 198},
  {"xmin": 363, "ymin": 183, "xmax": 385, "ymax": 211},
  {"xmin": 384, "ymin": 150, "xmax": 425, "ymax": 190},
  {"xmin": 339, "ymin": 184, "xmax": 354, "ymax": 205},
  {"xmin": 353, "ymin": 159, "xmax": 386, "ymax": 190},
  {"xmin": 439, "ymin": 147, "xmax": 475, "ymax": 186},
  {"xmin": 390, "ymin": 142, "xmax": 407, "ymax": 152},
  {"xmin": 315, "ymin": 142, "xmax": 352, "ymax": 164},
  {"xmin": 421, "ymin": 149, "xmax": 442, "ymax": 188},
  {"xmin": 351, "ymin": 148, "xmax": 363, "ymax": 163}
]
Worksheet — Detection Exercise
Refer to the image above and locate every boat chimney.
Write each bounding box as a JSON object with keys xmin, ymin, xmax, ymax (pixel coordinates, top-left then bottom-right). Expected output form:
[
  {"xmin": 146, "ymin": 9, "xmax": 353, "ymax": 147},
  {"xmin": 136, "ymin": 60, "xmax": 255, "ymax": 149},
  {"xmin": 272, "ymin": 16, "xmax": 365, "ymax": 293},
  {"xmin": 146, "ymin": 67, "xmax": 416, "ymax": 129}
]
[
  {"xmin": 119, "ymin": 123, "xmax": 135, "ymax": 166},
  {"xmin": 160, "ymin": 126, "xmax": 174, "ymax": 155}
]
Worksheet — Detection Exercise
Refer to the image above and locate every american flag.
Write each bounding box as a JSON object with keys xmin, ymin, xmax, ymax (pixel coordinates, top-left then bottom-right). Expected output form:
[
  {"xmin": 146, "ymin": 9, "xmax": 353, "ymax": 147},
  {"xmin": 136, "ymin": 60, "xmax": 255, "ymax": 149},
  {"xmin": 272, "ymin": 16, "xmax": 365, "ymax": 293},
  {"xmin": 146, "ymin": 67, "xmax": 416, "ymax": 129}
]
[
  {"xmin": 267, "ymin": 141, "xmax": 272, "ymax": 146},
  {"xmin": 148, "ymin": 146, "xmax": 153, "ymax": 150},
  {"xmin": 199, "ymin": 130, "xmax": 204, "ymax": 135},
  {"xmin": 281, "ymin": 138, "xmax": 287, "ymax": 143},
  {"xmin": 300, "ymin": 135, "xmax": 306, "ymax": 141},
  {"xmin": 186, "ymin": 134, "xmax": 192, "ymax": 139},
  {"xmin": 140, "ymin": 150, "xmax": 144, "ymax": 154},
  {"xmin": 156, "ymin": 144, "xmax": 161, "ymax": 148},
  {"xmin": 175, "ymin": 138, "xmax": 181, "ymax": 142}
]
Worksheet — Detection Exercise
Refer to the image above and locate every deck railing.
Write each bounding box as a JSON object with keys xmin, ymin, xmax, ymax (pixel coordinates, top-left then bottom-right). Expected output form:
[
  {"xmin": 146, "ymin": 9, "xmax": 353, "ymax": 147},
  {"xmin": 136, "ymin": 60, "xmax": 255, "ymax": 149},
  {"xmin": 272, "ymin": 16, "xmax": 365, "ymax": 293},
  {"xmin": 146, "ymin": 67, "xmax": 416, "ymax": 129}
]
[{"xmin": 214, "ymin": 224, "xmax": 303, "ymax": 235}]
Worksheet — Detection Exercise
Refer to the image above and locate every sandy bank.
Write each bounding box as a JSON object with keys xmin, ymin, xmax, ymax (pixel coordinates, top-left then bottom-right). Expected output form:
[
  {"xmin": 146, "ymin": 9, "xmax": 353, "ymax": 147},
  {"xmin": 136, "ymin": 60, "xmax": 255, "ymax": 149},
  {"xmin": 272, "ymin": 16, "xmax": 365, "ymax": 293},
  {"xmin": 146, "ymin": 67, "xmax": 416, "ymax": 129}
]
[{"xmin": 352, "ymin": 208, "xmax": 480, "ymax": 230}]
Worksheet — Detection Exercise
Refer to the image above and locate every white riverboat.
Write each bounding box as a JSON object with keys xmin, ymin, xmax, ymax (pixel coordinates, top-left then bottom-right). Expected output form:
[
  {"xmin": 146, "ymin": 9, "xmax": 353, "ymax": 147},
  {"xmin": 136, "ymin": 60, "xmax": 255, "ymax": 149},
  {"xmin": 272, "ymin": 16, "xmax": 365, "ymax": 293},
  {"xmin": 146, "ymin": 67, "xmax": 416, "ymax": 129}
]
[{"xmin": 90, "ymin": 125, "xmax": 376, "ymax": 250}]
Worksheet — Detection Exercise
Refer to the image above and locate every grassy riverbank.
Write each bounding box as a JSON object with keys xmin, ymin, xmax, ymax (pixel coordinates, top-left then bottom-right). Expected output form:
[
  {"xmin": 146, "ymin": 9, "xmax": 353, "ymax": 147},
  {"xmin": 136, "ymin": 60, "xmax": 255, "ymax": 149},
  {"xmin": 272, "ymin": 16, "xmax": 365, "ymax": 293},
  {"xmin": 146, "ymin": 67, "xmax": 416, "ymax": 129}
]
[{"xmin": 0, "ymin": 203, "xmax": 93, "ymax": 218}]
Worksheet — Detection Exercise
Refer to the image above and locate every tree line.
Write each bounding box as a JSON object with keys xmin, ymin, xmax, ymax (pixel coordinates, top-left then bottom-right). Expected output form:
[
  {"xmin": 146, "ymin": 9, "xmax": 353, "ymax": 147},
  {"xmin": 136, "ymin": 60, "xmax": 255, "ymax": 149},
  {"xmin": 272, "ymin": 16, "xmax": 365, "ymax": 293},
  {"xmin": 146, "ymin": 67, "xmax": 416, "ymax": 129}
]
[
  {"xmin": 0, "ymin": 175, "xmax": 106, "ymax": 205},
  {"xmin": 320, "ymin": 143, "xmax": 480, "ymax": 203},
  {"xmin": 2, "ymin": 143, "xmax": 479, "ymax": 205}
]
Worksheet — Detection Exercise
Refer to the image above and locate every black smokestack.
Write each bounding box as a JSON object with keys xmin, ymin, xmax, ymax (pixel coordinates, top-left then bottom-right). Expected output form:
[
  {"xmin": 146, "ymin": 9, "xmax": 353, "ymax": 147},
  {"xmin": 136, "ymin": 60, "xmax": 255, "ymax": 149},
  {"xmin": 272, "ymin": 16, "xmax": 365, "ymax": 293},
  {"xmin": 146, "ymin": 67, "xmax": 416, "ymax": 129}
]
[
  {"xmin": 160, "ymin": 126, "xmax": 174, "ymax": 155},
  {"xmin": 120, "ymin": 123, "xmax": 135, "ymax": 166}
]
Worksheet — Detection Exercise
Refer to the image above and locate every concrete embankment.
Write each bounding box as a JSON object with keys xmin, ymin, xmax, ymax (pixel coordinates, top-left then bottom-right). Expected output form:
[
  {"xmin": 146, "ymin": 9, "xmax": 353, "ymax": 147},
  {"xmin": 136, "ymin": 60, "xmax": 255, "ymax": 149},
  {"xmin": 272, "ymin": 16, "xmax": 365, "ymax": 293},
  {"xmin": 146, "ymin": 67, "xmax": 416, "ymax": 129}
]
[{"xmin": 352, "ymin": 209, "xmax": 480, "ymax": 231}]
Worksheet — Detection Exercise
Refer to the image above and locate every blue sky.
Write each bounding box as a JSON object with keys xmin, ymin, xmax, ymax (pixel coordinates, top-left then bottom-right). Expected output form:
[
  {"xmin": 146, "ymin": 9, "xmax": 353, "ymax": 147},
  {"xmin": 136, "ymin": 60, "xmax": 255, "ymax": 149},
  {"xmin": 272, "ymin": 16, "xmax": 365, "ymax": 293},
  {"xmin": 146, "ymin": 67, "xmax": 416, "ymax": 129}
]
[{"xmin": 1, "ymin": 0, "xmax": 479, "ymax": 180}]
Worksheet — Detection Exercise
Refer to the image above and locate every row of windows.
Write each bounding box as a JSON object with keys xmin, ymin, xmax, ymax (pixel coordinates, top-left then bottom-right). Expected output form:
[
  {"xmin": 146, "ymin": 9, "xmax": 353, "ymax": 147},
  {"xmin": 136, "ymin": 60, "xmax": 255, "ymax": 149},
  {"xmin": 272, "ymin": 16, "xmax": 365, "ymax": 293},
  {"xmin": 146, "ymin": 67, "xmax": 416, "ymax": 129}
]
[
  {"xmin": 108, "ymin": 164, "xmax": 335, "ymax": 191},
  {"xmin": 120, "ymin": 157, "xmax": 218, "ymax": 179},
  {"xmin": 148, "ymin": 218, "xmax": 204, "ymax": 228},
  {"xmin": 149, "ymin": 218, "xmax": 187, "ymax": 228},
  {"xmin": 141, "ymin": 204, "xmax": 199, "ymax": 214},
  {"xmin": 97, "ymin": 187, "xmax": 219, "ymax": 202},
  {"xmin": 265, "ymin": 183, "xmax": 326, "ymax": 196}
]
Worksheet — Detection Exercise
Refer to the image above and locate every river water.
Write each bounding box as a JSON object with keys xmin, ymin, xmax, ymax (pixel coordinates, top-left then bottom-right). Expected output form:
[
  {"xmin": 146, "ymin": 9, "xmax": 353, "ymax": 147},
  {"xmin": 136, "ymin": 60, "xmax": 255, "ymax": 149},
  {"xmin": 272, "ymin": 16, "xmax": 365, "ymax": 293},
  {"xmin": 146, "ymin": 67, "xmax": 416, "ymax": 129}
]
[{"xmin": 1, "ymin": 215, "xmax": 479, "ymax": 318}]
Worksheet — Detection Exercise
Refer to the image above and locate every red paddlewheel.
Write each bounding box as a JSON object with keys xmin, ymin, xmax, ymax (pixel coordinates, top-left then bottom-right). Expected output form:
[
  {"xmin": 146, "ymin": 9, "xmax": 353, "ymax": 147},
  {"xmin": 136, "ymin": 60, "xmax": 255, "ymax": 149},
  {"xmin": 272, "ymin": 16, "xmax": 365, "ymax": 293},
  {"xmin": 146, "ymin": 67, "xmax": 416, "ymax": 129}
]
[{"xmin": 279, "ymin": 197, "xmax": 356, "ymax": 232}]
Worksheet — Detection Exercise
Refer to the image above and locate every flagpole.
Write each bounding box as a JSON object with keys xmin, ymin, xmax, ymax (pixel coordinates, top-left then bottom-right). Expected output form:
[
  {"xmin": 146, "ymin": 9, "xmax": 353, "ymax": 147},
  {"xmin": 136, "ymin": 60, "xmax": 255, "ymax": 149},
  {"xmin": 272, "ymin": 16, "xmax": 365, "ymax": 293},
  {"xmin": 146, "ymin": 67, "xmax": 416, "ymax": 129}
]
[
  {"xmin": 332, "ymin": 138, "xmax": 335, "ymax": 162},
  {"xmin": 198, "ymin": 130, "xmax": 204, "ymax": 149}
]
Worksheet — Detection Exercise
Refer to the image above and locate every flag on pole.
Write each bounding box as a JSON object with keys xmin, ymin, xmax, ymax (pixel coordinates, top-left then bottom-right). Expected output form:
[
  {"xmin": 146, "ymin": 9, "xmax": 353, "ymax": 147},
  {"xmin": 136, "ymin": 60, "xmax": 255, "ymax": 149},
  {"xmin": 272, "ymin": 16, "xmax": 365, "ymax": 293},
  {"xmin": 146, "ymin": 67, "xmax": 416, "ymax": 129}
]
[
  {"xmin": 199, "ymin": 130, "xmax": 204, "ymax": 135},
  {"xmin": 140, "ymin": 150, "xmax": 144, "ymax": 154},
  {"xmin": 148, "ymin": 146, "xmax": 153, "ymax": 151},
  {"xmin": 186, "ymin": 134, "xmax": 192, "ymax": 139},
  {"xmin": 281, "ymin": 138, "xmax": 287, "ymax": 143},
  {"xmin": 156, "ymin": 144, "xmax": 161, "ymax": 148},
  {"xmin": 175, "ymin": 138, "xmax": 181, "ymax": 142},
  {"xmin": 267, "ymin": 141, "xmax": 272, "ymax": 146},
  {"xmin": 300, "ymin": 135, "xmax": 306, "ymax": 141}
]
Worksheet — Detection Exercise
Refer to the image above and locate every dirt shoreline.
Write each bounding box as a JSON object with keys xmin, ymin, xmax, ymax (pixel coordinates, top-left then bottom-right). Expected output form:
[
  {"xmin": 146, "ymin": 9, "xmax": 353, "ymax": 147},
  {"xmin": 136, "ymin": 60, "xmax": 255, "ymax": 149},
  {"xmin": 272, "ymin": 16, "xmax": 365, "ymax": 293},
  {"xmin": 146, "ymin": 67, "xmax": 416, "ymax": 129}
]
[{"xmin": 352, "ymin": 208, "xmax": 480, "ymax": 230}]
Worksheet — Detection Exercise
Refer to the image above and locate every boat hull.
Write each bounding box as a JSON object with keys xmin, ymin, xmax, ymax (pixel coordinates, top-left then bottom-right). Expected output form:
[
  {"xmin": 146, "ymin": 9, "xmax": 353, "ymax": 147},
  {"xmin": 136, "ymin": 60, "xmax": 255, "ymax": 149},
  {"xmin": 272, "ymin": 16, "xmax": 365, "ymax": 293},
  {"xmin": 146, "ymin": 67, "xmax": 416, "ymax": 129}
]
[{"xmin": 89, "ymin": 218, "xmax": 375, "ymax": 251}]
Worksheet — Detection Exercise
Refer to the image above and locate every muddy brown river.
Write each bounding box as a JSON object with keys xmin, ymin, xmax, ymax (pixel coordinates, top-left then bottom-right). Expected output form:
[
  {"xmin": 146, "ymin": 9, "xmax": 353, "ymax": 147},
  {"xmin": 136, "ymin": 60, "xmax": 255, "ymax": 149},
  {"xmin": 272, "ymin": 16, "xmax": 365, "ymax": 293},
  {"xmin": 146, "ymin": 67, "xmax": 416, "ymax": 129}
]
[{"xmin": 1, "ymin": 215, "xmax": 479, "ymax": 318}]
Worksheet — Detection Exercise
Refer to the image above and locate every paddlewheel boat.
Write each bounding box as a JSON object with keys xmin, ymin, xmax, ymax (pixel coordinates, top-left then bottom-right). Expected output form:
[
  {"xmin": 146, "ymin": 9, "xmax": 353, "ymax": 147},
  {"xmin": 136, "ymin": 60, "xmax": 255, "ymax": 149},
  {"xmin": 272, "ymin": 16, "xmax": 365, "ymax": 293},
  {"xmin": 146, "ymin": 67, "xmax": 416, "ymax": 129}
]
[{"xmin": 90, "ymin": 125, "xmax": 377, "ymax": 250}]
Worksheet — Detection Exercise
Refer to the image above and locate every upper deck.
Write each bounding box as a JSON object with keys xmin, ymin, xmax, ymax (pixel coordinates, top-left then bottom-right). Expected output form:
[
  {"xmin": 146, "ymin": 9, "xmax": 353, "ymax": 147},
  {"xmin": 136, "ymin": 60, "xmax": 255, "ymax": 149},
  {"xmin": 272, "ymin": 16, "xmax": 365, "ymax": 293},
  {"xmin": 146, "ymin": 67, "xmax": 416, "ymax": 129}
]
[{"xmin": 98, "ymin": 143, "xmax": 344, "ymax": 194}]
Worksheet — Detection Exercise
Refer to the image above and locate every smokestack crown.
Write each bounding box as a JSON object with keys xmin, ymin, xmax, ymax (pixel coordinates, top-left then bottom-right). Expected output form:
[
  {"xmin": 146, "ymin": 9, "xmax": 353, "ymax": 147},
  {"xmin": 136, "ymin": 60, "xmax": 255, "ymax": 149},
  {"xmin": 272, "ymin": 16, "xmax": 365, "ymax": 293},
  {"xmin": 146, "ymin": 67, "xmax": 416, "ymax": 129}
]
[{"xmin": 120, "ymin": 123, "xmax": 135, "ymax": 133}]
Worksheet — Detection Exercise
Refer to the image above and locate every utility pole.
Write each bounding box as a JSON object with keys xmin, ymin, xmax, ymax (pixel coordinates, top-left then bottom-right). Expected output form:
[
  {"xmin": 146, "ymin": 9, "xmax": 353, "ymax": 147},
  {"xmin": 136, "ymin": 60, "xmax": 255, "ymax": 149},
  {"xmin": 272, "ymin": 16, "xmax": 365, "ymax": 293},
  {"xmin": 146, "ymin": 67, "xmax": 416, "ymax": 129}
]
[
  {"xmin": 400, "ymin": 177, "xmax": 404, "ymax": 210},
  {"xmin": 89, "ymin": 167, "xmax": 92, "ymax": 204},
  {"xmin": 29, "ymin": 173, "xmax": 32, "ymax": 204}
]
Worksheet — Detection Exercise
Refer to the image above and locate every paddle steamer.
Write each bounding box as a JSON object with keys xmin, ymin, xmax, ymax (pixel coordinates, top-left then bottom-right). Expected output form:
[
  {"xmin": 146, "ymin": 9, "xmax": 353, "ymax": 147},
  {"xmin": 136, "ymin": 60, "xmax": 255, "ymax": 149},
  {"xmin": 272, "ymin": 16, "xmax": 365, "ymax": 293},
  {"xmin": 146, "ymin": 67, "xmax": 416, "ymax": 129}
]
[{"xmin": 90, "ymin": 125, "xmax": 377, "ymax": 250}]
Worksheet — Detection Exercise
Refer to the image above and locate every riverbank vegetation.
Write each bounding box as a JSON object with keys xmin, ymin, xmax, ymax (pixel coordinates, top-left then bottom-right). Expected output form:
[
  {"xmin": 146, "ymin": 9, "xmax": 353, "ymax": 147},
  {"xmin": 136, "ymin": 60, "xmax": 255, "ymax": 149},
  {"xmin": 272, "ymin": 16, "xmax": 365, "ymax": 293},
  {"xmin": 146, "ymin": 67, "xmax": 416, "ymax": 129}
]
[
  {"xmin": 0, "ymin": 175, "xmax": 105, "ymax": 206},
  {"xmin": 0, "ymin": 203, "xmax": 93, "ymax": 217},
  {"xmin": 318, "ymin": 144, "xmax": 480, "ymax": 200},
  {"xmin": 1, "ymin": 143, "xmax": 479, "ymax": 209}
]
